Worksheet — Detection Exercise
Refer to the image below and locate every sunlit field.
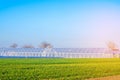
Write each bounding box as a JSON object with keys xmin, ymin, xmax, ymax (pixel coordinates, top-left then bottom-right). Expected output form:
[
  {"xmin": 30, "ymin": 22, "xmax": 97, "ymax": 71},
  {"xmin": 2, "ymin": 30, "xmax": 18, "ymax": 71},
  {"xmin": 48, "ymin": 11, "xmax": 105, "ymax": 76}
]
[{"xmin": 0, "ymin": 58, "xmax": 120, "ymax": 80}]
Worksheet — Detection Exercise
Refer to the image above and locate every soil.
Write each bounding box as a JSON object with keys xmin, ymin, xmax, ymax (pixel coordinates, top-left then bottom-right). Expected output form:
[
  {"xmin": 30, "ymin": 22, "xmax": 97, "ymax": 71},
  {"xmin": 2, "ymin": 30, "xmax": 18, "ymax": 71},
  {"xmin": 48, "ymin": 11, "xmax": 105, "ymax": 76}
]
[{"xmin": 87, "ymin": 75, "xmax": 120, "ymax": 80}]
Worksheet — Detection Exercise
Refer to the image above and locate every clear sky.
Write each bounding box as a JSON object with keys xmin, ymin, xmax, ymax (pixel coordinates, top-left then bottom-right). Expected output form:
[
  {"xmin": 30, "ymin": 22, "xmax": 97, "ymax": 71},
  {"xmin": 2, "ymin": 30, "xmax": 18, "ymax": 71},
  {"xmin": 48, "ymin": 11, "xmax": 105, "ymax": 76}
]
[{"xmin": 0, "ymin": 0, "xmax": 120, "ymax": 48}]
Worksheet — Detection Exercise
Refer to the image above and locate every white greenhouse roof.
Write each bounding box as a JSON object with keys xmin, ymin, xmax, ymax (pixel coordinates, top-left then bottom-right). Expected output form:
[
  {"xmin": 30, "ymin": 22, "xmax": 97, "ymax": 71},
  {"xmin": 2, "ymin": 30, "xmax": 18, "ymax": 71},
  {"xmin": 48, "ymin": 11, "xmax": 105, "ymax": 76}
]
[{"xmin": 0, "ymin": 48, "xmax": 115, "ymax": 53}]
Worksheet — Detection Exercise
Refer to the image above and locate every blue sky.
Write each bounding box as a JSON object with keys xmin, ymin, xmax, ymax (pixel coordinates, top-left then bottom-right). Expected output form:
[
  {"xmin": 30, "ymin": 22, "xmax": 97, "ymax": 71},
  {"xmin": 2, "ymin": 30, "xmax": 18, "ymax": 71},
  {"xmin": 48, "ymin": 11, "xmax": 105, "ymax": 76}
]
[{"xmin": 0, "ymin": 0, "xmax": 120, "ymax": 48}]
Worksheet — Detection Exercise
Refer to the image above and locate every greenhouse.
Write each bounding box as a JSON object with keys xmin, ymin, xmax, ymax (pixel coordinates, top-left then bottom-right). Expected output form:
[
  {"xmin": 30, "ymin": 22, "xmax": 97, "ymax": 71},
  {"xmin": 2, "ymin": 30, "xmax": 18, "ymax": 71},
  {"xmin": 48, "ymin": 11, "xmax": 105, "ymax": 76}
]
[{"xmin": 0, "ymin": 48, "xmax": 119, "ymax": 58}]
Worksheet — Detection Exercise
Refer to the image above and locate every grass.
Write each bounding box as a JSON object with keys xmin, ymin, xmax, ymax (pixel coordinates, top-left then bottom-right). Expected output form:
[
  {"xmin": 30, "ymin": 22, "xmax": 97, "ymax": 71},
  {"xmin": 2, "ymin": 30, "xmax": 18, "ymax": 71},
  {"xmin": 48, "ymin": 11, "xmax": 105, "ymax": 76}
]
[{"xmin": 0, "ymin": 58, "xmax": 120, "ymax": 80}]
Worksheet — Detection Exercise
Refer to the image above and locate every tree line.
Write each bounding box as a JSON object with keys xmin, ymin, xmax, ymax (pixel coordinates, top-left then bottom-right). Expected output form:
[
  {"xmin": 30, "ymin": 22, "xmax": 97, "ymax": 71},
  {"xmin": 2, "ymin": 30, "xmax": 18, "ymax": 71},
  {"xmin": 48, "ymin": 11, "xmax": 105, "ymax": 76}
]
[{"xmin": 10, "ymin": 42, "xmax": 53, "ymax": 48}]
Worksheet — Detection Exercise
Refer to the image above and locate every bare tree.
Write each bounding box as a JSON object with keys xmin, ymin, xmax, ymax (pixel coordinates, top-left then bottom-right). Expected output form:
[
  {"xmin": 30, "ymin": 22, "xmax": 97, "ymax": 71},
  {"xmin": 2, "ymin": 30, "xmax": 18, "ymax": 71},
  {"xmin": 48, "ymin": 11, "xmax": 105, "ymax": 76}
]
[
  {"xmin": 23, "ymin": 45, "xmax": 34, "ymax": 48},
  {"xmin": 107, "ymin": 41, "xmax": 118, "ymax": 50},
  {"xmin": 10, "ymin": 43, "xmax": 18, "ymax": 48},
  {"xmin": 107, "ymin": 41, "xmax": 120, "ymax": 58},
  {"xmin": 39, "ymin": 42, "xmax": 53, "ymax": 48}
]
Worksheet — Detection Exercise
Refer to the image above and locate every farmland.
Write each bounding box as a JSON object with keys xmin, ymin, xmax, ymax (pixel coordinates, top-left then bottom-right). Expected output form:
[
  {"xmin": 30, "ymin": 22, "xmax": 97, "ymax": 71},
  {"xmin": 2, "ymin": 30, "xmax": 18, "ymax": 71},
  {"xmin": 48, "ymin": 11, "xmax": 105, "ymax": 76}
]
[{"xmin": 0, "ymin": 58, "xmax": 120, "ymax": 80}]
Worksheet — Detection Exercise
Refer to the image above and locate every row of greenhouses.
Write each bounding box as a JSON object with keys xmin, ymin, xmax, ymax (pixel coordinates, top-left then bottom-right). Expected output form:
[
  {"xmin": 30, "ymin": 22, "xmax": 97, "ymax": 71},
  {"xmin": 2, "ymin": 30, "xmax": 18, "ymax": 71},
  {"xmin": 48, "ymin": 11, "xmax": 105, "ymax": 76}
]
[{"xmin": 0, "ymin": 48, "xmax": 119, "ymax": 58}]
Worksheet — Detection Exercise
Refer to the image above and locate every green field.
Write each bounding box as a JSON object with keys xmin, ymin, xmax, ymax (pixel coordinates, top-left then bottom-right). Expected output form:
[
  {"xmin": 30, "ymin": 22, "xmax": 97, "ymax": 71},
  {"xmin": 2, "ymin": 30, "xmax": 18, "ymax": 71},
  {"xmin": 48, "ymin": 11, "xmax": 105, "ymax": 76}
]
[{"xmin": 0, "ymin": 58, "xmax": 120, "ymax": 80}]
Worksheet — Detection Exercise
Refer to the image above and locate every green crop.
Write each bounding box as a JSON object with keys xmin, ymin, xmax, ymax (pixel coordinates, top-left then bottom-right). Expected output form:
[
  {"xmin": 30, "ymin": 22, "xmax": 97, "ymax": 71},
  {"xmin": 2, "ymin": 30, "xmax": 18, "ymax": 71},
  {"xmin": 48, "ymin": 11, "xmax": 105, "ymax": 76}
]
[{"xmin": 0, "ymin": 58, "xmax": 120, "ymax": 80}]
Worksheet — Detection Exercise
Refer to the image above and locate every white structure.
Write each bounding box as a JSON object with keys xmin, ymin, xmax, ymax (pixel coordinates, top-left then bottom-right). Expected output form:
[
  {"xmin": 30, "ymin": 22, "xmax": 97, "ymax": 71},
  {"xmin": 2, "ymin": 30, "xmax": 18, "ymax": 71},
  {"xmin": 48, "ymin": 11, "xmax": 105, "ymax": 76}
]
[{"xmin": 0, "ymin": 48, "xmax": 119, "ymax": 58}]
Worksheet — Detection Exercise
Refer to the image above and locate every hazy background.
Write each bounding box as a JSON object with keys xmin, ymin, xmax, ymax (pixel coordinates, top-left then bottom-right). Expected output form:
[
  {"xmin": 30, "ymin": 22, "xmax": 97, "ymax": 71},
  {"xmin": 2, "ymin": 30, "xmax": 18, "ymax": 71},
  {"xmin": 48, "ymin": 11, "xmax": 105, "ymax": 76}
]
[{"xmin": 0, "ymin": 0, "xmax": 120, "ymax": 48}]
